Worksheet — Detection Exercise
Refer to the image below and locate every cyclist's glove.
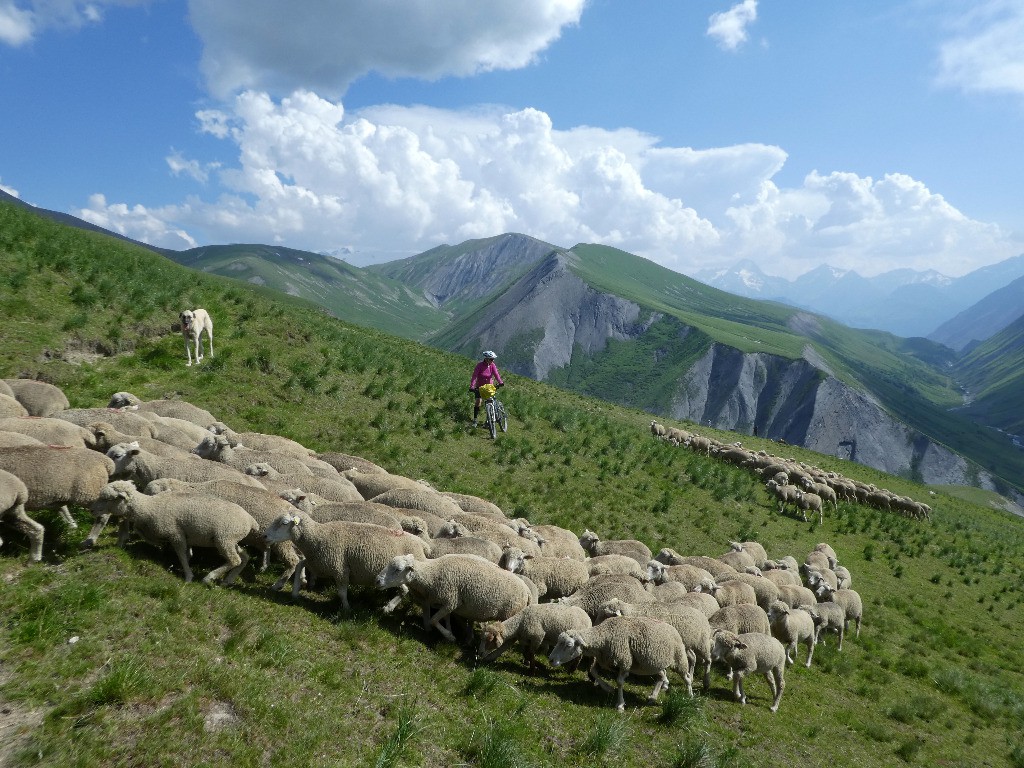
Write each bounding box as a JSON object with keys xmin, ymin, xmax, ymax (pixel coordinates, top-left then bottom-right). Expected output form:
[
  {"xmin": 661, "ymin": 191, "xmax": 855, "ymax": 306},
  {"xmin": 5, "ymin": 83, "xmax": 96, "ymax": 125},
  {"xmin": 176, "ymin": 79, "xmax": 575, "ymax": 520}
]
[{"xmin": 498, "ymin": 382, "xmax": 505, "ymax": 387}]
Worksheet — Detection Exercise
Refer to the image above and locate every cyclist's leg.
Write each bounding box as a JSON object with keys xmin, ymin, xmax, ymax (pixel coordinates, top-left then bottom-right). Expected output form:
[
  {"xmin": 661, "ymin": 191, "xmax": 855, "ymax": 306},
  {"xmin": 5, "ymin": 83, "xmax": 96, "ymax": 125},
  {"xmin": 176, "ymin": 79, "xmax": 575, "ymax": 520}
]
[{"xmin": 472, "ymin": 391, "xmax": 481, "ymax": 425}]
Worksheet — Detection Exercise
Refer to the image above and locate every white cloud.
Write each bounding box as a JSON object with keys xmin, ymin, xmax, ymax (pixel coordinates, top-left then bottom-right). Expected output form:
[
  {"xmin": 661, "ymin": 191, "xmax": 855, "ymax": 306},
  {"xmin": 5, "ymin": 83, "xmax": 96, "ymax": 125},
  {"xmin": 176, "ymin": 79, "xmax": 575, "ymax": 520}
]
[
  {"xmin": 188, "ymin": 0, "xmax": 586, "ymax": 98},
  {"xmin": 0, "ymin": 178, "xmax": 20, "ymax": 197},
  {"xmin": 937, "ymin": 0, "xmax": 1024, "ymax": 95},
  {"xmin": 0, "ymin": 0, "xmax": 142, "ymax": 46},
  {"xmin": 166, "ymin": 150, "xmax": 218, "ymax": 183},
  {"xmin": 79, "ymin": 90, "xmax": 1020, "ymax": 279},
  {"xmin": 0, "ymin": 1, "xmax": 33, "ymax": 45},
  {"xmin": 707, "ymin": 0, "xmax": 758, "ymax": 51},
  {"xmin": 74, "ymin": 193, "xmax": 198, "ymax": 250}
]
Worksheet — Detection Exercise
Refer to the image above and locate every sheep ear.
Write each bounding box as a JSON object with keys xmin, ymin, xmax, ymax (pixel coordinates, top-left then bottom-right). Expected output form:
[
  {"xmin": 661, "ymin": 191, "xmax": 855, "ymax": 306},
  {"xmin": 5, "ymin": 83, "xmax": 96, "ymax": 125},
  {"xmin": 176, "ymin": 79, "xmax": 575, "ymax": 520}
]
[
  {"xmin": 523, "ymin": 553, "xmax": 534, "ymax": 560},
  {"xmin": 735, "ymin": 641, "xmax": 748, "ymax": 650}
]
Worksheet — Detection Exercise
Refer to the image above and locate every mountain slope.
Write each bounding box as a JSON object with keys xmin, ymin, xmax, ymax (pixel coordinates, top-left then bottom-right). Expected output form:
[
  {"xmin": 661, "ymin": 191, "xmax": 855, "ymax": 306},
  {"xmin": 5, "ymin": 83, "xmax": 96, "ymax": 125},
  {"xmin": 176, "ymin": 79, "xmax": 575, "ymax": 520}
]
[
  {"xmin": 168, "ymin": 243, "xmax": 445, "ymax": 338},
  {"xmin": 433, "ymin": 244, "xmax": 1022, "ymax": 492},
  {"xmin": 954, "ymin": 312, "xmax": 1024, "ymax": 436},
  {"xmin": 928, "ymin": 275, "xmax": 1024, "ymax": 352}
]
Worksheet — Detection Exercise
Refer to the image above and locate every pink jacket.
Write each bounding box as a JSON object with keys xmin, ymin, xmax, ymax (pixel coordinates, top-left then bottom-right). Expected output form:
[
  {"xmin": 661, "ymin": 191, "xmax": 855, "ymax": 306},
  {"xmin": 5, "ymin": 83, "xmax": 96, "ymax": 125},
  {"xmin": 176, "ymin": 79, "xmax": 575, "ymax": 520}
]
[{"xmin": 470, "ymin": 360, "xmax": 504, "ymax": 389}]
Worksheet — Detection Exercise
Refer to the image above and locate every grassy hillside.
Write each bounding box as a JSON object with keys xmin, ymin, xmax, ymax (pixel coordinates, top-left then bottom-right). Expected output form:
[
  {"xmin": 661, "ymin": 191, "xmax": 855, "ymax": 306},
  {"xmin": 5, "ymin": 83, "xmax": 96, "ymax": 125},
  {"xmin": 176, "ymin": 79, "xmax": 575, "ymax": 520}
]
[
  {"xmin": 171, "ymin": 243, "xmax": 446, "ymax": 339},
  {"xmin": 2, "ymin": 201, "xmax": 1024, "ymax": 768},
  {"xmin": 955, "ymin": 314, "xmax": 1024, "ymax": 436}
]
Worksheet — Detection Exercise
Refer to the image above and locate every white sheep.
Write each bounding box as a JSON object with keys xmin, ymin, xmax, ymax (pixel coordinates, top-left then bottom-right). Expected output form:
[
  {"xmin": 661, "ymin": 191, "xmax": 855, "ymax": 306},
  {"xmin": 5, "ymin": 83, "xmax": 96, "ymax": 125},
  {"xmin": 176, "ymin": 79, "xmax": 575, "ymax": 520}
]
[
  {"xmin": 775, "ymin": 584, "xmax": 818, "ymax": 608},
  {"xmin": 800, "ymin": 601, "xmax": 848, "ymax": 650},
  {"xmin": 650, "ymin": 421, "xmax": 666, "ymax": 438},
  {"xmin": 436, "ymin": 519, "xmax": 542, "ymax": 557},
  {"xmin": 91, "ymin": 480, "xmax": 256, "ymax": 584},
  {"xmin": 793, "ymin": 490, "xmax": 824, "ymax": 524},
  {"xmin": 207, "ymin": 422, "xmax": 313, "ymax": 460},
  {"xmin": 440, "ymin": 492, "xmax": 505, "ymax": 518},
  {"xmin": 0, "ymin": 394, "xmax": 28, "ymax": 418},
  {"xmin": 87, "ymin": 421, "xmax": 196, "ymax": 460},
  {"xmin": 0, "ymin": 468, "xmax": 45, "ymax": 561},
  {"xmin": 766, "ymin": 600, "xmax": 816, "ymax": 668},
  {"xmin": 708, "ymin": 604, "xmax": 771, "ymax": 636},
  {"xmin": 532, "ymin": 523, "xmax": 588, "ymax": 561},
  {"xmin": 699, "ymin": 579, "xmax": 757, "ymax": 609},
  {"xmin": 813, "ymin": 583, "xmax": 863, "ymax": 640},
  {"xmin": 586, "ymin": 554, "xmax": 648, "ymax": 581},
  {"xmin": 0, "ymin": 445, "xmax": 115, "ymax": 531},
  {"xmin": 265, "ymin": 513, "xmax": 427, "ymax": 610},
  {"xmin": 0, "ymin": 416, "xmax": 96, "ymax": 449},
  {"xmin": 423, "ymin": 534, "xmax": 503, "ymax": 563},
  {"xmin": 317, "ymin": 452, "xmax": 388, "ymax": 475},
  {"xmin": 106, "ymin": 442, "xmax": 263, "ymax": 488},
  {"xmin": 343, "ymin": 469, "xmax": 430, "ymax": 500},
  {"xmin": 375, "ymin": 552, "xmax": 533, "ymax": 642},
  {"xmin": 654, "ymin": 549, "xmax": 737, "ymax": 578},
  {"xmin": 714, "ymin": 572, "xmax": 780, "ymax": 612},
  {"xmin": 728, "ymin": 540, "xmax": 769, "ymax": 568},
  {"xmin": 548, "ymin": 615, "xmax": 692, "ymax": 710},
  {"xmin": 191, "ymin": 434, "xmax": 314, "ymax": 477},
  {"xmin": 558, "ymin": 573, "xmax": 655, "ymax": 620},
  {"xmin": 244, "ymin": 463, "xmax": 362, "ymax": 502},
  {"xmin": 179, "ymin": 308, "xmax": 213, "ymax": 367},
  {"xmin": 478, "ymin": 603, "xmax": 592, "ymax": 672},
  {"xmin": 3, "ymin": 379, "xmax": 69, "ymax": 417},
  {"xmin": 106, "ymin": 393, "xmax": 217, "ymax": 428},
  {"xmin": 711, "ymin": 630, "xmax": 787, "ymax": 712},
  {"xmin": 597, "ymin": 598, "xmax": 713, "ymax": 693},
  {"xmin": 578, "ymin": 529, "xmax": 652, "ymax": 566},
  {"xmin": 499, "ymin": 547, "xmax": 590, "ymax": 600},
  {"xmin": 645, "ymin": 560, "xmax": 714, "ymax": 591}
]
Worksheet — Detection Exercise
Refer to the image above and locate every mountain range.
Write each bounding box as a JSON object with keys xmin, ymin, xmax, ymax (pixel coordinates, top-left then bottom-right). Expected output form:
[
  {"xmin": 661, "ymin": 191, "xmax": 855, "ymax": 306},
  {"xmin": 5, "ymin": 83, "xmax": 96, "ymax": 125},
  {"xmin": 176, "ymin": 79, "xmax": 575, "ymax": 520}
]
[
  {"xmin": 695, "ymin": 256, "xmax": 1024, "ymax": 343},
  {"xmin": 5, "ymin": 192, "xmax": 1023, "ymax": 498}
]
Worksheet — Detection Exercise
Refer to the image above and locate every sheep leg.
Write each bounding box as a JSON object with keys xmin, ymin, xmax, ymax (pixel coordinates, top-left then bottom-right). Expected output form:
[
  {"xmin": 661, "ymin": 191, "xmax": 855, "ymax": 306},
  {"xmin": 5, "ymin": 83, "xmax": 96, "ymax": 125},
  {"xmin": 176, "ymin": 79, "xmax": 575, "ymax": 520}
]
[
  {"xmin": 5, "ymin": 505, "xmax": 45, "ymax": 562},
  {"xmin": 648, "ymin": 669, "xmax": 670, "ymax": 704},
  {"xmin": 335, "ymin": 572, "xmax": 352, "ymax": 612},
  {"xmin": 836, "ymin": 625, "xmax": 845, "ymax": 651},
  {"xmin": 116, "ymin": 519, "xmax": 133, "ymax": 548},
  {"xmin": 426, "ymin": 606, "xmax": 457, "ymax": 642},
  {"xmin": 612, "ymin": 670, "xmax": 628, "ymax": 711},
  {"xmin": 171, "ymin": 540, "xmax": 194, "ymax": 582},
  {"xmin": 803, "ymin": 637, "xmax": 815, "ymax": 668},
  {"xmin": 275, "ymin": 558, "xmax": 304, "ymax": 593},
  {"xmin": 733, "ymin": 671, "xmax": 747, "ymax": 705},
  {"xmin": 58, "ymin": 505, "xmax": 78, "ymax": 530},
  {"xmin": 204, "ymin": 540, "xmax": 246, "ymax": 585},
  {"xmin": 382, "ymin": 584, "xmax": 409, "ymax": 614},
  {"xmin": 769, "ymin": 668, "xmax": 785, "ymax": 712}
]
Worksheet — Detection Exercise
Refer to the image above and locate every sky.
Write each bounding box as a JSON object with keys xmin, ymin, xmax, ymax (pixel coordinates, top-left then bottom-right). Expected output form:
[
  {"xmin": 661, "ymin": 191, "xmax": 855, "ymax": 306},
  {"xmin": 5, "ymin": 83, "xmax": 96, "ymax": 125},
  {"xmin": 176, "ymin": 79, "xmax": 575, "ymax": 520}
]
[{"xmin": 1, "ymin": 1, "xmax": 1023, "ymax": 279}]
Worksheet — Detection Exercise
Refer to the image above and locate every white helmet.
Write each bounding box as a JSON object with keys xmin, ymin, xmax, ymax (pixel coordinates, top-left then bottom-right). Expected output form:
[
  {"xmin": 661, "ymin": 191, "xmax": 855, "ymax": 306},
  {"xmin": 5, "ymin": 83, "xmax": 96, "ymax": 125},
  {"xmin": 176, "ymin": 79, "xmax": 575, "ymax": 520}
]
[{"xmin": 482, "ymin": 350, "xmax": 497, "ymax": 360}]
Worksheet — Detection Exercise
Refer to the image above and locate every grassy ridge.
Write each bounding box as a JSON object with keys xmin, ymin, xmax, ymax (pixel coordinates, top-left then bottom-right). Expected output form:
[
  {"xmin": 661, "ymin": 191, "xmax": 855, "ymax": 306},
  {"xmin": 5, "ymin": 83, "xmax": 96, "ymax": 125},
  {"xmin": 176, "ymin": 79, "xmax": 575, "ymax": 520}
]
[{"xmin": 2, "ymin": 201, "xmax": 1024, "ymax": 767}]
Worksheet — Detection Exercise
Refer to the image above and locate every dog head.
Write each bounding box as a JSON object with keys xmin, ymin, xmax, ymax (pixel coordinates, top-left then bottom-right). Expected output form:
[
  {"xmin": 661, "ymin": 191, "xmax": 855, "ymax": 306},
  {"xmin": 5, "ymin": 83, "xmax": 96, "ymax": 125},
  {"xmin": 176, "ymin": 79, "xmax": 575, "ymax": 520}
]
[{"xmin": 180, "ymin": 310, "xmax": 195, "ymax": 330}]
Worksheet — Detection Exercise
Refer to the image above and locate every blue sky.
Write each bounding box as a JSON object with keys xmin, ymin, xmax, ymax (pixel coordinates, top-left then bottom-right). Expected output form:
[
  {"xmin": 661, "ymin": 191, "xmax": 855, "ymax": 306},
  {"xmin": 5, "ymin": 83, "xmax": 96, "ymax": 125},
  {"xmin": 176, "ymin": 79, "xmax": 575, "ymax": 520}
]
[{"xmin": 2, "ymin": 0, "xmax": 1023, "ymax": 278}]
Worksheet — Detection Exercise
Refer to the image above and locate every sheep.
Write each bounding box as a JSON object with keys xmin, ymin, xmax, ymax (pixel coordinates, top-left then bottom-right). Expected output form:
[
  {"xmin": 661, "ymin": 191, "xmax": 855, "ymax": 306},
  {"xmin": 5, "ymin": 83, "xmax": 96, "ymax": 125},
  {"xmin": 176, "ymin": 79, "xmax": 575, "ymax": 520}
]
[
  {"xmin": 0, "ymin": 468, "xmax": 45, "ymax": 561},
  {"xmin": 800, "ymin": 602, "xmax": 847, "ymax": 650},
  {"xmin": 479, "ymin": 603, "xmax": 592, "ymax": 672},
  {"xmin": 586, "ymin": 554, "xmax": 648, "ymax": 582},
  {"xmin": 134, "ymin": 414, "xmax": 214, "ymax": 452},
  {"xmin": 191, "ymin": 434, "xmax": 314, "ymax": 477},
  {"xmin": 793, "ymin": 490, "xmax": 824, "ymax": 524},
  {"xmin": 343, "ymin": 469, "xmax": 428, "ymax": 500},
  {"xmin": 436, "ymin": 519, "xmax": 542, "ymax": 557},
  {"xmin": 775, "ymin": 585, "xmax": 818, "ymax": 609},
  {"xmin": 423, "ymin": 535, "xmax": 503, "ymax": 563},
  {"xmin": 650, "ymin": 421, "xmax": 666, "ymax": 438},
  {"xmin": 107, "ymin": 392, "xmax": 218, "ymax": 428},
  {"xmin": 665, "ymin": 591, "xmax": 721, "ymax": 618},
  {"xmin": 91, "ymin": 480, "xmax": 256, "ymax": 584},
  {"xmin": 106, "ymin": 442, "xmax": 264, "ymax": 489},
  {"xmin": 833, "ymin": 564, "xmax": 853, "ymax": 589},
  {"xmin": 179, "ymin": 308, "xmax": 214, "ymax": 366},
  {"xmin": 578, "ymin": 529, "xmax": 652, "ymax": 566},
  {"xmin": 654, "ymin": 549, "xmax": 737, "ymax": 578},
  {"xmin": 717, "ymin": 548, "xmax": 756, "ymax": 571},
  {"xmin": 206, "ymin": 422, "xmax": 313, "ymax": 460},
  {"xmin": 645, "ymin": 560, "xmax": 714, "ymax": 591},
  {"xmin": 766, "ymin": 601, "xmax": 816, "ymax": 668},
  {"xmin": 558, "ymin": 573, "xmax": 655, "ymax": 620},
  {"xmin": 375, "ymin": 552, "xmax": 532, "ymax": 642},
  {"xmin": 728, "ymin": 540, "xmax": 770, "ymax": 568},
  {"xmin": 317, "ymin": 452, "xmax": 388, "ymax": 475},
  {"xmin": 0, "ymin": 417, "xmax": 96, "ymax": 449},
  {"xmin": 441, "ymin": 492, "xmax": 505, "ymax": 518},
  {"xmin": 814, "ymin": 583, "xmax": 863, "ymax": 640},
  {"xmin": 801, "ymin": 477, "xmax": 838, "ymax": 511},
  {"xmin": 714, "ymin": 572, "xmax": 780, "ymax": 612},
  {"xmin": 369, "ymin": 487, "xmax": 465, "ymax": 520},
  {"xmin": 803, "ymin": 549, "xmax": 832, "ymax": 572},
  {"xmin": 812, "ymin": 542, "xmax": 839, "ymax": 567},
  {"xmin": 140, "ymin": 478, "xmax": 301, "ymax": 575},
  {"xmin": 548, "ymin": 616, "xmax": 693, "ymax": 710},
  {"xmin": 0, "ymin": 381, "xmax": 12, "ymax": 397},
  {"xmin": 0, "ymin": 431, "xmax": 42, "ymax": 448},
  {"xmin": 265, "ymin": 513, "xmax": 427, "ymax": 610},
  {"xmin": 762, "ymin": 567, "xmax": 802, "ymax": 588},
  {"xmin": 243, "ymin": 463, "xmax": 362, "ymax": 502},
  {"xmin": 765, "ymin": 479, "xmax": 801, "ymax": 516},
  {"xmin": 0, "ymin": 445, "xmax": 114, "ymax": 530},
  {"xmin": 499, "ymin": 547, "xmax": 590, "ymax": 600},
  {"xmin": 3, "ymin": 379, "xmax": 69, "ymax": 417},
  {"xmin": 699, "ymin": 579, "xmax": 757, "ymax": 609},
  {"xmin": 290, "ymin": 498, "xmax": 403, "ymax": 531},
  {"xmin": 802, "ymin": 565, "xmax": 839, "ymax": 591},
  {"xmin": 531, "ymin": 523, "xmax": 588, "ymax": 561},
  {"xmin": 711, "ymin": 630, "xmax": 787, "ymax": 712},
  {"xmin": 708, "ymin": 604, "xmax": 772, "ymax": 636},
  {"xmin": 87, "ymin": 421, "xmax": 197, "ymax": 460},
  {"xmin": 56, "ymin": 408, "xmax": 161, "ymax": 439},
  {"xmin": 0, "ymin": 394, "xmax": 28, "ymax": 418},
  {"xmin": 597, "ymin": 598, "xmax": 713, "ymax": 692}
]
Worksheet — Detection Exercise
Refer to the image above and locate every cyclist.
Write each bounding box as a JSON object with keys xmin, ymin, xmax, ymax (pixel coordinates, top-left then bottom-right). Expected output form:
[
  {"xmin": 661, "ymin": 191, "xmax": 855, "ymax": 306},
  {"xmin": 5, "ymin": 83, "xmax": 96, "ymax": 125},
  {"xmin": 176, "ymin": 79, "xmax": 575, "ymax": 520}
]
[{"xmin": 469, "ymin": 350, "xmax": 504, "ymax": 427}]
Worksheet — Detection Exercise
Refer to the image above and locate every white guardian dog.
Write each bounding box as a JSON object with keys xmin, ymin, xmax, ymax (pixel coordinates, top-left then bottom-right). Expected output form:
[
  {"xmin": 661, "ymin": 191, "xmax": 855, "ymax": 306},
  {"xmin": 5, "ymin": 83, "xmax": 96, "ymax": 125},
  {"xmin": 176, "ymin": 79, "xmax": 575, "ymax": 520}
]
[{"xmin": 179, "ymin": 308, "xmax": 213, "ymax": 367}]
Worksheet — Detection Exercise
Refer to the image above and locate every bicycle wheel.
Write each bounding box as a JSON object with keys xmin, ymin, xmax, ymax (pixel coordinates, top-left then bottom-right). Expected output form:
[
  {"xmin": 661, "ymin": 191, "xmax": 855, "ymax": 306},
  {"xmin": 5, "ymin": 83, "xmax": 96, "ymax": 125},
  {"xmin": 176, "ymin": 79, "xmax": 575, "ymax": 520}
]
[
  {"xmin": 486, "ymin": 401, "xmax": 497, "ymax": 439},
  {"xmin": 497, "ymin": 401, "xmax": 508, "ymax": 433}
]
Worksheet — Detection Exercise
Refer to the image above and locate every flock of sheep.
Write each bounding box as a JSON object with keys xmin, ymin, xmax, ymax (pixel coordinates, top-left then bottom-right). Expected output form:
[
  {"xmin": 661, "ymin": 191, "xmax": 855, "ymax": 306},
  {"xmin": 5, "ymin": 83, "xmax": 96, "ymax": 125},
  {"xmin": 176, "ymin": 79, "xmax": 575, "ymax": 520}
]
[
  {"xmin": 650, "ymin": 421, "xmax": 933, "ymax": 521},
  {"xmin": 1, "ymin": 377, "xmax": 866, "ymax": 713}
]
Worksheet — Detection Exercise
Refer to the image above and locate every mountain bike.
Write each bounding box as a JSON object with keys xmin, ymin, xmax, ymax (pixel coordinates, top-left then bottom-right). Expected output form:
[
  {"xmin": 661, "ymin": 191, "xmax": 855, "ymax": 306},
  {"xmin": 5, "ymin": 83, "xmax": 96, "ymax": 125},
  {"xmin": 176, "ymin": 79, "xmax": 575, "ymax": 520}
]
[{"xmin": 478, "ymin": 383, "xmax": 508, "ymax": 439}]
